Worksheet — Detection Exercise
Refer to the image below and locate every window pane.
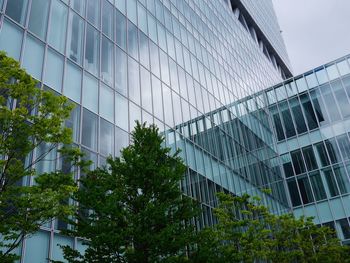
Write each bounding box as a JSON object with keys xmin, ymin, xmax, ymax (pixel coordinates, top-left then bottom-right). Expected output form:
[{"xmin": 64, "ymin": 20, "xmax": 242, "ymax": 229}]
[
  {"xmin": 67, "ymin": 12, "xmax": 84, "ymax": 65},
  {"xmin": 65, "ymin": 103, "xmax": 80, "ymax": 143},
  {"xmin": 160, "ymin": 50, "xmax": 170, "ymax": 85},
  {"xmin": 280, "ymin": 101, "xmax": 296, "ymax": 138},
  {"xmin": 325, "ymin": 139, "xmax": 341, "ymax": 164},
  {"xmin": 100, "ymin": 84, "xmax": 114, "ymax": 122},
  {"xmin": 28, "ymin": 0, "xmax": 49, "ymax": 39},
  {"xmin": 48, "ymin": 0, "xmax": 68, "ymax": 53},
  {"xmin": 324, "ymin": 168, "xmax": 339, "ymax": 197},
  {"xmin": 64, "ymin": 61, "xmax": 82, "ymax": 103},
  {"xmin": 300, "ymin": 94, "xmax": 318, "ymax": 130},
  {"xmin": 129, "ymin": 102, "xmax": 141, "ymax": 131},
  {"xmin": 163, "ymin": 84, "xmax": 173, "ymax": 126},
  {"xmin": 152, "ymin": 75, "xmax": 163, "ymax": 120},
  {"xmin": 332, "ymin": 80, "xmax": 350, "ymax": 118},
  {"xmin": 334, "ymin": 166, "xmax": 350, "ymax": 195},
  {"xmin": 82, "ymin": 109, "xmax": 98, "ymax": 151},
  {"xmin": 100, "ymin": 118, "xmax": 114, "ymax": 156},
  {"xmin": 86, "ymin": 0, "xmax": 100, "ymax": 27},
  {"xmin": 297, "ymin": 176, "xmax": 314, "ymax": 204},
  {"xmin": 337, "ymin": 134, "xmax": 350, "ymax": 160},
  {"xmin": 326, "ymin": 64, "xmax": 339, "ymax": 81},
  {"xmin": 22, "ymin": 35, "xmax": 44, "ymax": 80},
  {"xmin": 101, "ymin": 37, "xmax": 114, "ymax": 85},
  {"xmin": 115, "ymin": 93, "xmax": 129, "ymax": 131},
  {"xmin": 127, "ymin": 21, "xmax": 139, "ymax": 60},
  {"xmin": 140, "ymin": 66, "xmax": 152, "ymax": 112},
  {"xmin": 337, "ymin": 60, "xmax": 350, "ymax": 76},
  {"xmin": 127, "ymin": 0, "xmax": 137, "ymax": 25},
  {"xmin": 70, "ymin": 0, "xmax": 85, "ymax": 15},
  {"xmin": 24, "ymin": 231, "xmax": 49, "ymax": 263},
  {"xmin": 309, "ymin": 172, "xmax": 327, "ymax": 201},
  {"xmin": 287, "ymin": 179, "xmax": 302, "ymax": 207},
  {"xmin": 289, "ymin": 98, "xmax": 307, "ymax": 134},
  {"xmin": 316, "ymin": 142, "xmax": 330, "ymax": 167},
  {"xmin": 138, "ymin": 3, "xmax": 148, "ymax": 34},
  {"xmin": 83, "ymin": 73, "xmax": 98, "ymax": 113},
  {"xmin": 115, "ymin": 47, "xmax": 127, "ymax": 95},
  {"xmin": 128, "ymin": 57, "xmax": 140, "ymax": 104},
  {"xmin": 44, "ymin": 49, "xmax": 63, "ymax": 92},
  {"xmin": 102, "ymin": 0, "xmax": 114, "ymax": 39},
  {"xmin": 139, "ymin": 31, "xmax": 150, "ymax": 69},
  {"xmin": 52, "ymin": 235, "xmax": 73, "ymax": 263},
  {"xmin": 0, "ymin": 19, "xmax": 23, "ymax": 60},
  {"xmin": 115, "ymin": 126, "xmax": 128, "ymax": 157},
  {"xmin": 315, "ymin": 68, "xmax": 328, "ymax": 85},
  {"xmin": 150, "ymin": 41, "xmax": 160, "ymax": 77},
  {"xmin": 115, "ymin": 10, "xmax": 126, "ymax": 50},
  {"xmin": 302, "ymin": 146, "xmax": 318, "ymax": 171},
  {"xmin": 85, "ymin": 25, "xmax": 100, "ymax": 76},
  {"xmin": 291, "ymin": 150, "xmax": 306, "ymax": 175},
  {"xmin": 320, "ymin": 84, "xmax": 341, "ymax": 122},
  {"xmin": 5, "ymin": 0, "xmax": 28, "ymax": 25}
]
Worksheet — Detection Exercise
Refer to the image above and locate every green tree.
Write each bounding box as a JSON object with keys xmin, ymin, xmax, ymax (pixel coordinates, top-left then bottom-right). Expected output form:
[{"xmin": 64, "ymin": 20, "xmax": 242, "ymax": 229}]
[
  {"xmin": 61, "ymin": 122, "xmax": 199, "ymax": 263},
  {"xmin": 0, "ymin": 52, "xmax": 80, "ymax": 262},
  {"xmin": 192, "ymin": 192, "xmax": 350, "ymax": 263}
]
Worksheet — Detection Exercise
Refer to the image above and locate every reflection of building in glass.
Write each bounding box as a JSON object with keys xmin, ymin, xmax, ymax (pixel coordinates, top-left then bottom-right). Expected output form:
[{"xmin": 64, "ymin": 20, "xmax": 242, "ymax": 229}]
[{"xmin": 1, "ymin": 0, "xmax": 349, "ymax": 260}]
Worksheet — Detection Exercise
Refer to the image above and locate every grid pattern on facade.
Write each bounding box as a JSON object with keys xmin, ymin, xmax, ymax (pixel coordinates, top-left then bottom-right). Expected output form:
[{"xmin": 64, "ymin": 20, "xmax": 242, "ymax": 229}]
[{"xmin": 0, "ymin": 0, "xmax": 291, "ymax": 261}]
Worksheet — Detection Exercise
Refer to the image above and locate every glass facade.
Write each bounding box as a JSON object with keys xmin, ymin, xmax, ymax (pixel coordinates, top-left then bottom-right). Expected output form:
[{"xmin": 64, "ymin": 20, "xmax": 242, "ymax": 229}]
[
  {"xmin": 0, "ymin": 0, "xmax": 294, "ymax": 261},
  {"xmin": 265, "ymin": 55, "xmax": 350, "ymax": 243}
]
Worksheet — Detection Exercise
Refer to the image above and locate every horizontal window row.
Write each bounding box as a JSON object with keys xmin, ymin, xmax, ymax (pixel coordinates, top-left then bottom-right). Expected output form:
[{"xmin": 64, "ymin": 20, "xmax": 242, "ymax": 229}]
[
  {"xmin": 287, "ymin": 164, "xmax": 350, "ymax": 207},
  {"xmin": 270, "ymin": 74, "xmax": 350, "ymax": 141}
]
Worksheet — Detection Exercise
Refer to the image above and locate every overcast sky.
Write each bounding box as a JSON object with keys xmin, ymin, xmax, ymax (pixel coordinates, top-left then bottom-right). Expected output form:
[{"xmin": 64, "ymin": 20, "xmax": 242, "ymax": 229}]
[{"xmin": 272, "ymin": 0, "xmax": 350, "ymax": 75}]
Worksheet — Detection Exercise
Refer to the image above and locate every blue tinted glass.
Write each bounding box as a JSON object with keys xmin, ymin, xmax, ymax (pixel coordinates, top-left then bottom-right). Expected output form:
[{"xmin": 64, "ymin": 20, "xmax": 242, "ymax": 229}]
[
  {"xmin": 5, "ymin": 0, "xmax": 28, "ymax": 25},
  {"xmin": 67, "ymin": 12, "xmax": 84, "ymax": 65},
  {"xmin": 83, "ymin": 73, "xmax": 98, "ymax": 113},
  {"xmin": 0, "ymin": 19, "xmax": 23, "ymax": 60},
  {"xmin": 86, "ymin": 0, "xmax": 100, "ymax": 27},
  {"xmin": 85, "ymin": 25, "xmax": 100, "ymax": 76},
  {"xmin": 48, "ymin": 0, "xmax": 68, "ymax": 53},
  {"xmin": 100, "ymin": 118, "xmax": 114, "ymax": 156},
  {"xmin": 82, "ymin": 109, "xmax": 98, "ymax": 151},
  {"xmin": 44, "ymin": 49, "xmax": 64, "ymax": 92},
  {"xmin": 101, "ymin": 37, "xmax": 114, "ymax": 85},
  {"xmin": 115, "ymin": 47, "xmax": 127, "ymax": 96},
  {"xmin": 115, "ymin": 10, "xmax": 127, "ymax": 50},
  {"xmin": 28, "ymin": 0, "xmax": 49, "ymax": 39},
  {"xmin": 24, "ymin": 231, "xmax": 49, "ymax": 263},
  {"xmin": 64, "ymin": 61, "xmax": 82, "ymax": 103},
  {"xmin": 100, "ymin": 84, "xmax": 114, "ymax": 122},
  {"xmin": 22, "ymin": 35, "xmax": 44, "ymax": 80},
  {"xmin": 115, "ymin": 93, "xmax": 129, "ymax": 131}
]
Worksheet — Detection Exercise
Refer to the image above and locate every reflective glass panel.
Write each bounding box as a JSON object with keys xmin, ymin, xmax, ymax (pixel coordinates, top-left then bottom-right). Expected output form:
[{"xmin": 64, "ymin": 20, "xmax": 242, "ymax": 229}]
[
  {"xmin": 48, "ymin": 0, "xmax": 68, "ymax": 53},
  {"xmin": 67, "ymin": 12, "xmax": 84, "ymax": 65},
  {"xmin": 0, "ymin": 19, "xmax": 23, "ymax": 60},
  {"xmin": 83, "ymin": 73, "xmax": 98, "ymax": 113},
  {"xmin": 64, "ymin": 61, "xmax": 82, "ymax": 103},
  {"xmin": 115, "ymin": 47, "xmax": 127, "ymax": 96},
  {"xmin": 44, "ymin": 49, "xmax": 64, "ymax": 92},
  {"xmin": 101, "ymin": 37, "xmax": 114, "ymax": 86},
  {"xmin": 5, "ymin": 0, "xmax": 28, "ymax": 25},
  {"xmin": 22, "ymin": 35, "xmax": 44, "ymax": 80},
  {"xmin": 115, "ymin": 93, "xmax": 129, "ymax": 131},
  {"xmin": 28, "ymin": 0, "xmax": 49, "ymax": 39},
  {"xmin": 82, "ymin": 109, "xmax": 98, "ymax": 151},
  {"xmin": 100, "ymin": 84, "xmax": 114, "ymax": 122},
  {"xmin": 100, "ymin": 118, "xmax": 114, "ymax": 156},
  {"xmin": 116, "ymin": 10, "xmax": 127, "ymax": 50},
  {"xmin": 85, "ymin": 25, "xmax": 100, "ymax": 76},
  {"xmin": 86, "ymin": 0, "xmax": 100, "ymax": 27},
  {"xmin": 102, "ymin": 0, "xmax": 114, "ymax": 39}
]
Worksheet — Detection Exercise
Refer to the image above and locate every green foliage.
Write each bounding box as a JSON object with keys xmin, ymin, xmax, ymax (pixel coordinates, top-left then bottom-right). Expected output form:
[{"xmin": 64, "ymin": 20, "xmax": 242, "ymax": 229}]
[
  {"xmin": 61, "ymin": 122, "xmax": 199, "ymax": 263},
  {"xmin": 0, "ymin": 51, "xmax": 79, "ymax": 262},
  {"xmin": 192, "ymin": 192, "xmax": 350, "ymax": 263}
]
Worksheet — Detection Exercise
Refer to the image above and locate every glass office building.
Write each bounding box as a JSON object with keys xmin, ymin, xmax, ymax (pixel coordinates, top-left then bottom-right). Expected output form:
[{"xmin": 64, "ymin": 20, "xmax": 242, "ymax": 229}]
[
  {"xmin": 265, "ymin": 55, "xmax": 350, "ymax": 243},
  {"xmin": 0, "ymin": 0, "xmax": 294, "ymax": 261}
]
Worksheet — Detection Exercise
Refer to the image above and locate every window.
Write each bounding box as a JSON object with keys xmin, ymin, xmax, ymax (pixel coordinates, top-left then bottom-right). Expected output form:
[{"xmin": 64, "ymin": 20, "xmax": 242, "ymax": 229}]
[
  {"xmin": 0, "ymin": 19, "xmax": 23, "ymax": 60},
  {"xmin": 138, "ymin": 3, "xmax": 148, "ymax": 34},
  {"xmin": 64, "ymin": 61, "xmax": 82, "ymax": 103},
  {"xmin": 337, "ymin": 60, "xmax": 350, "ymax": 76},
  {"xmin": 332, "ymin": 80, "xmax": 350, "ymax": 118},
  {"xmin": 270, "ymin": 106, "xmax": 285, "ymax": 141},
  {"xmin": 22, "ymin": 35, "xmax": 44, "ymax": 80},
  {"xmin": 297, "ymin": 176, "xmax": 314, "ymax": 204},
  {"xmin": 85, "ymin": 25, "xmax": 100, "ymax": 76},
  {"xmin": 160, "ymin": 50, "xmax": 170, "ymax": 86},
  {"xmin": 334, "ymin": 166, "xmax": 350, "ymax": 195},
  {"xmin": 115, "ymin": 126, "xmax": 128, "ymax": 157},
  {"xmin": 337, "ymin": 134, "xmax": 350, "ymax": 160},
  {"xmin": 309, "ymin": 171, "xmax": 327, "ymax": 201},
  {"xmin": 309, "ymin": 90, "xmax": 328, "ymax": 126},
  {"xmin": 115, "ymin": 10, "xmax": 127, "ymax": 50},
  {"xmin": 83, "ymin": 73, "xmax": 98, "ymax": 113},
  {"xmin": 100, "ymin": 118, "xmax": 114, "ymax": 156},
  {"xmin": 100, "ymin": 84, "xmax": 114, "ymax": 122},
  {"xmin": 323, "ymin": 168, "xmax": 339, "ymax": 197},
  {"xmin": 65, "ymin": 103, "xmax": 80, "ymax": 143},
  {"xmin": 28, "ymin": 0, "xmax": 49, "ymax": 39},
  {"xmin": 325, "ymin": 139, "xmax": 341, "ymax": 164},
  {"xmin": 280, "ymin": 101, "xmax": 296, "ymax": 138},
  {"xmin": 115, "ymin": 93, "xmax": 129, "ymax": 131},
  {"xmin": 163, "ymin": 85, "xmax": 173, "ymax": 126},
  {"xmin": 101, "ymin": 37, "xmax": 114, "ymax": 85},
  {"xmin": 127, "ymin": 21, "xmax": 139, "ymax": 60},
  {"xmin": 140, "ymin": 66, "xmax": 152, "ymax": 112},
  {"xmin": 24, "ymin": 231, "xmax": 50, "ymax": 263},
  {"xmin": 287, "ymin": 179, "xmax": 302, "ymax": 207},
  {"xmin": 48, "ymin": 0, "xmax": 68, "ymax": 53},
  {"xmin": 115, "ymin": 47, "xmax": 127, "ymax": 96},
  {"xmin": 86, "ymin": 0, "xmax": 100, "ymax": 27},
  {"xmin": 315, "ymin": 68, "xmax": 328, "ymax": 85},
  {"xmin": 67, "ymin": 12, "xmax": 84, "ymax": 65},
  {"xmin": 44, "ymin": 49, "xmax": 64, "ymax": 92},
  {"xmin": 291, "ymin": 150, "xmax": 306, "ymax": 175},
  {"xmin": 320, "ymin": 84, "xmax": 341, "ymax": 122},
  {"xmin": 139, "ymin": 31, "xmax": 150, "ymax": 69},
  {"xmin": 289, "ymin": 98, "xmax": 307, "ymax": 134},
  {"xmin": 150, "ymin": 41, "xmax": 160, "ymax": 77},
  {"xmin": 302, "ymin": 146, "xmax": 318, "ymax": 171},
  {"xmin": 316, "ymin": 142, "xmax": 330, "ymax": 167},
  {"xmin": 70, "ymin": 0, "xmax": 85, "ymax": 15},
  {"xmin": 128, "ymin": 57, "xmax": 140, "ymax": 104},
  {"xmin": 102, "ymin": 0, "xmax": 114, "ymax": 39},
  {"xmin": 300, "ymin": 94, "xmax": 318, "ymax": 130},
  {"xmin": 337, "ymin": 218, "xmax": 350, "ymax": 239},
  {"xmin": 152, "ymin": 75, "xmax": 163, "ymax": 121},
  {"xmin": 82, "ymin": 109, "xmax": 98, "ymax": 151},
  {"xmin": 281, "ymin": 154, "xmax": 294, "ymax": 177},
  {"xmin": 127, "ymin": 0, "xmax": 137, "ymax": 24},
  {"xmin": 326, "ymin": 64, "xmax": 339, "ymax": 81},
  {"xmin": 5, "ymin": 0, "xmax": 28, "ymax": 25},
  {"xmin": 52, "ymin": 235, "xmax": 73, "ymax": 262}
]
